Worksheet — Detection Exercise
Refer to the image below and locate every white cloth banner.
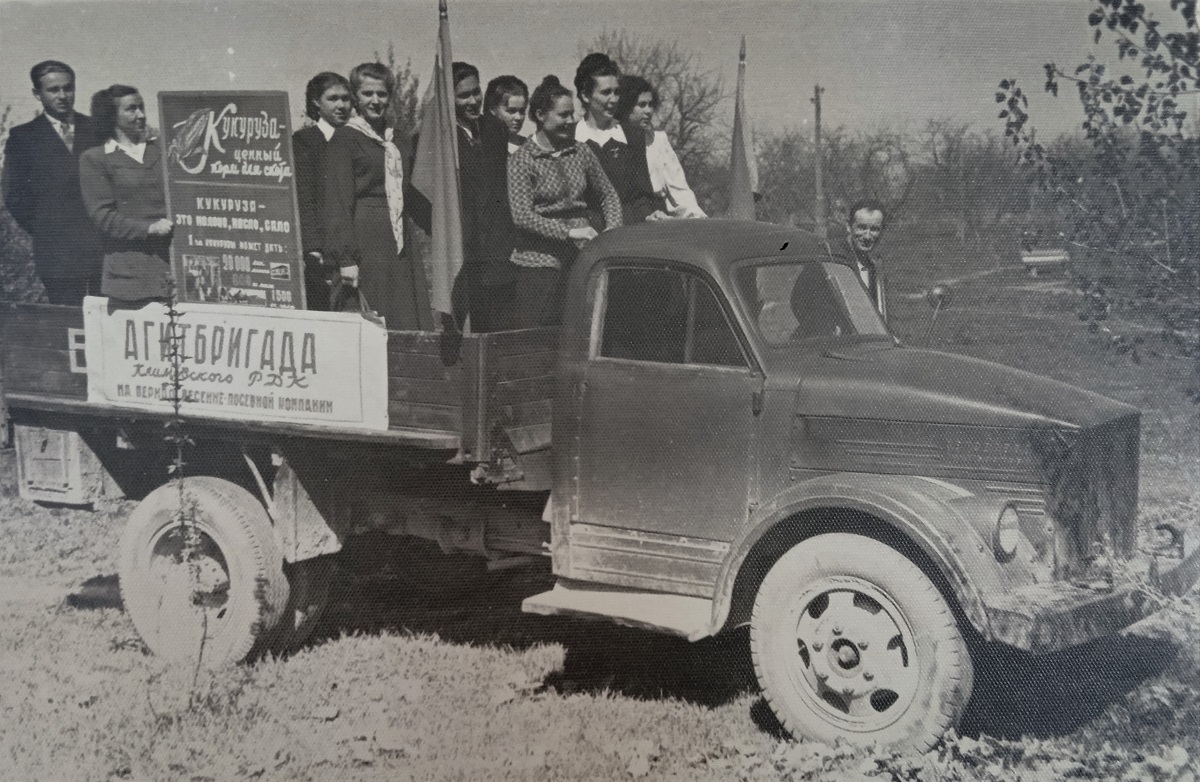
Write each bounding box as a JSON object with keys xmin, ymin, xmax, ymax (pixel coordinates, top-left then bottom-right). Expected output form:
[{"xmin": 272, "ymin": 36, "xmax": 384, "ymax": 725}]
[{"xmin": 82, "ymin": 297, "xmax": 389, "ymax": 431}]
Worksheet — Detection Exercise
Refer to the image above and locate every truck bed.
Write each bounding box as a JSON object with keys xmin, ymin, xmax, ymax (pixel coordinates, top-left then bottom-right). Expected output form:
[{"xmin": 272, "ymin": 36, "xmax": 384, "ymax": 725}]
[{"xmin": 0, "ymin": 303, "xmax": 556, "ymax": 459}]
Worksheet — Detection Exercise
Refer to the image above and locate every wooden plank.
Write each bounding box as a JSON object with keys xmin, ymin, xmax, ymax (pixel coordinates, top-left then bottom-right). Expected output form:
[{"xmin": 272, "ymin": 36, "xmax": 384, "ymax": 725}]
[
  {"xmin": 490, "ymin": 374, "xmax": 554, "ymax": 408},
  {"xmin": 3, "ymin": 347, "xmax": 87, "ymax": 398},
  {"xmin": 491, "ymin": 351, "xmax": 556, "ymax": 384},
  {"xmin": 386, "ymin": 376, "xmax": 461, "ymax": 405},
  {"xmin": 387, "ymin": 400, "xmax": 462, "ymax": 432},
  {"xmin": 0, "ymin": 364, "xmax": 87, "ymax": 397},
  {"xmin": 0, "ymin": 312, "xmax": 83, "ymax": 348},
  {"xmin": 387, "ymin": 330, "xmax": 449, "ymax": 357},
  {"xmin": 460, "ymin": 335, "xmax": 486, "ymax": 460},
  {"xmin": 480, "ymin": 327, "xmax": 558, "ymax": 358},
  {"xmin": 3, "ymin": 345, "xmax": 76, "ymax": 372},
  {"xmin": 496, "ymin": 398, "xmax": 552, "ymax": 429},
  {"xmin": 5, "ymin": 392, "xmax": 461, "ymax": 450},
  {"xmin": 386, "ymin": 352, "xmax": 464, "ymax": 382}
]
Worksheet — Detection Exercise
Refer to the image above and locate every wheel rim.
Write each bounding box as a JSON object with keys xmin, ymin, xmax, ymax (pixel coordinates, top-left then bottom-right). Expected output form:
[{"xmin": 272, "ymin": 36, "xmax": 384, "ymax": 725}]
[
  {"xmin": 787, "ymin": 578, "xmax": 920, "ymax": 733},
  {"xmin": 145, "ymin": 523, "xmax": 235, "ymax": 644}
]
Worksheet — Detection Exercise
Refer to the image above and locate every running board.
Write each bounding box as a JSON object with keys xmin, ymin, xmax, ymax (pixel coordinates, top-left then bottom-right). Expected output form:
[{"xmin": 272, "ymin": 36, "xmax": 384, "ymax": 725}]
[{"xmin": 522, "ymin": 580, "xmax": 714, "ymax": 641}]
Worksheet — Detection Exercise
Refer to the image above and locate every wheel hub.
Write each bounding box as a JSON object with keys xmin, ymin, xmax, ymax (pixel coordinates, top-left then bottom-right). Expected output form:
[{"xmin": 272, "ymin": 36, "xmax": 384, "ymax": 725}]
[{"xmin": 793, "ymin": 586, "xmax": 918, "ymax": 728}]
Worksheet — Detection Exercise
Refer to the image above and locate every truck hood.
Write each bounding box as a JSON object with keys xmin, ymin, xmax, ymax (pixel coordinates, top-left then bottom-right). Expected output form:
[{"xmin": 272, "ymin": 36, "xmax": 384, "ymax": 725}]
[
  {"xmin": 788, "ymin": 345, "xmax": 1141, "ymax": 563},
  {"xmin": 792, "ymin": 344, "xmax": 1135, "ymax": 430}
]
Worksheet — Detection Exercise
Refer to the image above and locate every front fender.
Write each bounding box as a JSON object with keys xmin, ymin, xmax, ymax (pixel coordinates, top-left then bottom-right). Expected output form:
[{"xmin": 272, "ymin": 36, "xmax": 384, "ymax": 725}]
[{"xmin": 709, "ymin": 473, "xmax": 1014, "ymax": 639}]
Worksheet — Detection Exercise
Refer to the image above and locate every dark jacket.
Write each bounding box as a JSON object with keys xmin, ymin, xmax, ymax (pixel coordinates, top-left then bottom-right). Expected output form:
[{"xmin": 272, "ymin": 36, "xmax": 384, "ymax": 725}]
[
  {"xmin": 79, "ymin": 140, "xmax": 172, "ymax": 301},
  {"xmin": 1, "ymin": 112, "xmax": 102, "ymax": 284},
  {"xmin": 292, "ymin": 124, "xmax": 331, "ymax": 256},
  {"xmin": 583, "ymin": 120, "xmax": 665, "ymax": 227},
  {"xmin": 831, "ymin": 236, "xmax": 888, "ymax": 319},
  {"xmin": 406, "ymin": 116, "xmax": 518, "ymax": 327}
]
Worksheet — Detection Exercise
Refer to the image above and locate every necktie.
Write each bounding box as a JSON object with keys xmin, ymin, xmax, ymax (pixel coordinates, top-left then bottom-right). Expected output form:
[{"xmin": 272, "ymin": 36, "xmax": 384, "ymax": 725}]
[{"xmin": 61, "ymin": 122, "xmax": 74, "ymax": 153}]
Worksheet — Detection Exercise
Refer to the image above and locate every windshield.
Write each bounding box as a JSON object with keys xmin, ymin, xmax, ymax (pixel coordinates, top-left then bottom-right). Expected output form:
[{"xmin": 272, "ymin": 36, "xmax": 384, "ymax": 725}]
[{"xmin": 735, "ymin": 261, "xmax": 891, "ymax": 346}]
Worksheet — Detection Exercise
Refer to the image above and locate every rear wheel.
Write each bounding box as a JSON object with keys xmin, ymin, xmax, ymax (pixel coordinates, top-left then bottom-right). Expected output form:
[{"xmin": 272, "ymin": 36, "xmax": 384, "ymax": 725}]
[
  {"xmin": 118, "ymin": 477, "xmax": 289, "ymax": 667},
  {"xmin": 750, "ymin": 533, "xmax": 973, "ymax": 751}
]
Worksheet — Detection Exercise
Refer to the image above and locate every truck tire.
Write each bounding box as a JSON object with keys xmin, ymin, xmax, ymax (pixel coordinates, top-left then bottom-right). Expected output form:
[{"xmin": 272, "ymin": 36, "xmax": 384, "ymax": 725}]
[
  {"xmin": 118, "ymin": 476, "xmax": 289, "ymax": 667},
  {"xmin": 750, "ymin": 533, "xmax": 973, "ymax": 751},
  {"xmin": 272, "ymin": 557, "xmax": 333, "ymax": 652}
]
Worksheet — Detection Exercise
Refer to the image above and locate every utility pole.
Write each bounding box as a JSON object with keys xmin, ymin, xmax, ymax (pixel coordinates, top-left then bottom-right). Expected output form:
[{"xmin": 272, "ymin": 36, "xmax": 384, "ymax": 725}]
[{"xmin": 812, "ymin": 85, "xmax": 827, "ymax": 239}]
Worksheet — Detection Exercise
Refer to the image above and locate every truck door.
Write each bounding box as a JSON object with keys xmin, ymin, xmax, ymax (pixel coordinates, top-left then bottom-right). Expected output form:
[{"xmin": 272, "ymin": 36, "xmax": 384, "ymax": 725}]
[{"xmin": 575, "ymin": 264, "xmax": 759, "ymax": 542}]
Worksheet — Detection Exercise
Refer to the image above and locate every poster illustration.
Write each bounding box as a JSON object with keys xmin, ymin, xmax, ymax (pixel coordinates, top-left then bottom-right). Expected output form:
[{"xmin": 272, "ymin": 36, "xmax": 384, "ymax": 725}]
[{"xmin": 158, "ymin": 91, "xmax": 306, "ymax": 309}]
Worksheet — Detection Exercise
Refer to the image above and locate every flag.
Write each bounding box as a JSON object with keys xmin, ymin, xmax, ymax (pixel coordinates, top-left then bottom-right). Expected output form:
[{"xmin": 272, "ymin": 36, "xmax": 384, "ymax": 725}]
[
  {"xmin": 411, "ymin": 0, "xmax": 464, "ymax": 320},
  {"xmin": 727, "ymin": 35, "xmax": 759, "ymax": 221}
]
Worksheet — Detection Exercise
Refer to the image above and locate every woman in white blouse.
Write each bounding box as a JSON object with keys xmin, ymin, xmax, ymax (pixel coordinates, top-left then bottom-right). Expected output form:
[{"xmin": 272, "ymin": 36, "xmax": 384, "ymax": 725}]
[{"xmin": 615, "ymin": 75, "xmax": 706, "ymax": 219}]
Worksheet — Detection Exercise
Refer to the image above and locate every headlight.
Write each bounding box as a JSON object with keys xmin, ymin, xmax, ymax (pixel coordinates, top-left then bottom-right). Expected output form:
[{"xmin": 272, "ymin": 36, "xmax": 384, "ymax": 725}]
[{"xmin": 994, "ymin": 504, "xmax": 1021, "ymax": 561}]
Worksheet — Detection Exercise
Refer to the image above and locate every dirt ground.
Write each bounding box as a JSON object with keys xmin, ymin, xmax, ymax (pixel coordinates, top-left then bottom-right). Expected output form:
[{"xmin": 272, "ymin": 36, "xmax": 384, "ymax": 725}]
[{"xmin": 1, "ymin": 235, "xmax": 1198, "ymax": 781}]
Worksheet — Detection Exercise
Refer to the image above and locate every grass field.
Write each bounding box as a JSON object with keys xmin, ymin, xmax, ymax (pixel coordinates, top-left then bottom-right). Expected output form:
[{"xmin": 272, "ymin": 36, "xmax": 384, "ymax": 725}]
[{"xmin": 0, "ymin": 228, "xmax": 1198, "ymax": 781}]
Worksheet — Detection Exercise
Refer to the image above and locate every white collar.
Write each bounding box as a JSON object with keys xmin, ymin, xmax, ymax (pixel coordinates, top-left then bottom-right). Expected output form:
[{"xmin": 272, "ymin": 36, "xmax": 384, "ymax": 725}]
[
  {"xmin": 44, "ymin": 112, "xmax": 75, "ymax": 132},
  {"xmin": 316, "ymin": 117, "xmax": 337, "ymax": 141},
  {"xmin": 575, "ymin": 116, "xmax": 625, "ymax": 146},
  {"xmin": 104, "ymin": 136, "xmax": 148, "ymax": 164}
]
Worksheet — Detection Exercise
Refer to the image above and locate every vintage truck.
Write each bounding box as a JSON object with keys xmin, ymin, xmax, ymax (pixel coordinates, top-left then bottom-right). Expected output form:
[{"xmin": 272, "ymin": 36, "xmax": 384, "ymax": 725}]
[{"xmin": 1, "ymin": 219, "xmax": 1197, "ymax": 751}]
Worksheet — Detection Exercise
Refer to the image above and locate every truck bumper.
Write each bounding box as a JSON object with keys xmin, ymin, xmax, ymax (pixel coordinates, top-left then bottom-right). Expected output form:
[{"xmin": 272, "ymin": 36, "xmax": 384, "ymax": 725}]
[{"xmin": 982, "ymin": 529, "xmax": 1200, "ymax": 654}]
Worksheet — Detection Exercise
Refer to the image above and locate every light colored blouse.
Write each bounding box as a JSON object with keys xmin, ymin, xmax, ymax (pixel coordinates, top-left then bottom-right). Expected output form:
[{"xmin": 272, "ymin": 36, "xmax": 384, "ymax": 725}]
[{"xmin": 646, "ymin": 130, "xmax": 706, "ymax": 218}]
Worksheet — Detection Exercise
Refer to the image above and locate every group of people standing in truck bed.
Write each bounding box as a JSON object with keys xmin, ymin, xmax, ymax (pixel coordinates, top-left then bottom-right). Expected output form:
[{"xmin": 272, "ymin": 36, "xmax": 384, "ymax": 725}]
[
  {"xmin": 2, "ymin": 55, "xmax": 891, "ymax": 332},
  {"xmin": 0, "ymin": 54, "xmax": 707, "ymax": 332},
  {"xmin": 292, "ymin": 52, "xmax": 708, "ymax": 332}
]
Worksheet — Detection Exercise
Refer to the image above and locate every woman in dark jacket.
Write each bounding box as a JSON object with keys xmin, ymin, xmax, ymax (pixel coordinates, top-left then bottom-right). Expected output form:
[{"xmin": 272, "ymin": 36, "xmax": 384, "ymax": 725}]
[
  {"xmin": 293, "ymin": 71, "xmax": 351, "ymax": 310},
  {"xmin": 79, "ymin": 84, "xmax": 173, "ymax": 303},
  {"xmin": 325, "ymin": 62, "xmax": 432, "ymax": 329},
  {"xmin": 573, "ymin": 53, "xmax": 666, "ymax": 226}
]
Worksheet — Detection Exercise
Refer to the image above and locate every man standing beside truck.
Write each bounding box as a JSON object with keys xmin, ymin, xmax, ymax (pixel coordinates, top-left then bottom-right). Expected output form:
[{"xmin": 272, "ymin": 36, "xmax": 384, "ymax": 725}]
[
  {"xmin": 841, "ymin": 199, "xmax": 887, "ymax": 319},
  {"xmin": 1, "ymin": 60, "xmax": 102, "ymax": 305}
]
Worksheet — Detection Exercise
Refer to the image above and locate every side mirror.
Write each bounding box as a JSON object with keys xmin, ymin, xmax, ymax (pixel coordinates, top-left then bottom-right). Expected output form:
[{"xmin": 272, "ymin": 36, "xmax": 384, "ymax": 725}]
[{"xmin": 923, "ymin": 284, "xmax": 953, "ymax": 344}]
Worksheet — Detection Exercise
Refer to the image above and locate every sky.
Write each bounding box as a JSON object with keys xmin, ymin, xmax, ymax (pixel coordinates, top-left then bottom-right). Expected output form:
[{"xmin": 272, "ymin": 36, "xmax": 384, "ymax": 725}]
[{"xmin": 0, "ymin": 0, "xmax": 1173, "ymax": 142}]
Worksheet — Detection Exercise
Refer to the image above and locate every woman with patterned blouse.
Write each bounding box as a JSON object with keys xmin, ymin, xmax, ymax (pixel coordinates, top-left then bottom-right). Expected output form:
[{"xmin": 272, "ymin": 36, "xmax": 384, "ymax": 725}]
[{"xmin": 506, "ymin": 75, "xmax": 621, "ymax": 328}]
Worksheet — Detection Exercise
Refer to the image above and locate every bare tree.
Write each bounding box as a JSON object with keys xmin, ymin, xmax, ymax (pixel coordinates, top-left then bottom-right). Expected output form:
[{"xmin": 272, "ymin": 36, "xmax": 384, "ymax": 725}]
[
  {"xmin": 377, "ymin": 43, "xmax": 422, "ymax": 140},
  {"xmin": 580, "ymin": 30, "xmax": 727, "ymax": 176},
  {"xmin": 918, "ymin": 119, "xmax": 1026, "ymax": 243}
]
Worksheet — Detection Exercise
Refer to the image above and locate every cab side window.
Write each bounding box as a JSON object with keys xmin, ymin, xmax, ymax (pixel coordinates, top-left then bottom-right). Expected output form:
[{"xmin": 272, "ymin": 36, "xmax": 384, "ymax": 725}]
[{"xmin": 598, "ymin": 266, "xmax": 747, "ymax": 368}]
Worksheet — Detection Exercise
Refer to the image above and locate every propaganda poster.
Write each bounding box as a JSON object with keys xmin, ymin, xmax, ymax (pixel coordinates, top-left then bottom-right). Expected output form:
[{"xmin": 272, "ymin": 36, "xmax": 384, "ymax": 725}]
[{"xmin": 158, "ymin": 91, "xmax": 305, "ymax": 309}]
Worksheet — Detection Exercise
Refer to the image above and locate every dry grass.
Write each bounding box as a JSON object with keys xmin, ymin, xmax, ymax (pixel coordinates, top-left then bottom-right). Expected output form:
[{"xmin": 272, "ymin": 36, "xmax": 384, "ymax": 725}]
[{"xmin": 1, "ymin": 230, "xmax": 1198, "ymax": 780}]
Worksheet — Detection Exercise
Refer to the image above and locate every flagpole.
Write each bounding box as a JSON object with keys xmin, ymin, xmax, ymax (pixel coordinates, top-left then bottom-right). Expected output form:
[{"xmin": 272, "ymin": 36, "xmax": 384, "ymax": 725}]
[
  {"xmin": 727, "ymin": 36, "xmax": 757, "ymax": 220},
  {"xmin": 411, "ymin": 0, "xmax": 465, "ymax": 325}
]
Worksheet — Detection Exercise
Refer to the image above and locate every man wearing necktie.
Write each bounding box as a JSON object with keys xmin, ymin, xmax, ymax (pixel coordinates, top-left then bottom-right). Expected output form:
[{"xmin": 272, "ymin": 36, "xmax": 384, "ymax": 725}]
[
  {"xmin": 2, "ymin": 60, "xmax": 102, "ymax": 305},
  {"xmin": 844, "ymin": 199, "xmax": 888, "ymax": 320}
]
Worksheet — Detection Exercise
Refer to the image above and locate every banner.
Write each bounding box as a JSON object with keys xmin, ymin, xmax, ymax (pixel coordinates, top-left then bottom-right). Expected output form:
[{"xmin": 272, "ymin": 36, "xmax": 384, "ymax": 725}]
[
  {"xmin": 159, "ymin": 91, "xmax": 306, "ymax": 309},
  {"xmin": 727, "ymin": 36, "xmax": 759, "ymax": 221},
  {"xmin": 82, "ymin": 297, "xmax": 389, "ymax": 431},
  {"xmin": 410, "ymin": 0, "xmax": 465, "ymax": 319}
]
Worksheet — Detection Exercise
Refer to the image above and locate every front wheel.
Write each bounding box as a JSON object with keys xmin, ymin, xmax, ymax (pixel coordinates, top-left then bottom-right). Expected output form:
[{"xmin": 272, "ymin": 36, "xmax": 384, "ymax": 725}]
[
  {"xmin": 750, "ymin": 533, "xmax": 973, "ymax": 751},
  {"xmin": 118, "ymin": 477, "xmax": 289, "ymax": 667}
]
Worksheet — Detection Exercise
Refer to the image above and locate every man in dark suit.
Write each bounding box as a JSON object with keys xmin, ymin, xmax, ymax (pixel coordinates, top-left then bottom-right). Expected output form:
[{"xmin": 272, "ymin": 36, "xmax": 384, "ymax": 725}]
[
  {"xmin": 841, "ymin": 199, "xmax": 888, "ymax": 319},
  {"xmin": 1, "ymin": 60, "xmax": 102, "ymax": 305}
]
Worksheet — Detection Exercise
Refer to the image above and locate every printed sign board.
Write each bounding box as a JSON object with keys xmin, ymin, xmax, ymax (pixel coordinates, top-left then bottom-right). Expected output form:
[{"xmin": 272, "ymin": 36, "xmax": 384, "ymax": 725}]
[
  {"xmin": 158, "ymin": 91, "xmax": 306, "ymax": 309},
  {"xmin": 82, "ymin": 297, "xmax": 389, "ymax": 431}
]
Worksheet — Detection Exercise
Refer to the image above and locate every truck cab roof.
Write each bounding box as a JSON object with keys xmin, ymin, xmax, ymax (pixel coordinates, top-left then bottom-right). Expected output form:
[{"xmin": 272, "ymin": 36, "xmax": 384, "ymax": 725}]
[{"xmin": 577, "ymin": 220, "xmax": 840, "ymax": 278}]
